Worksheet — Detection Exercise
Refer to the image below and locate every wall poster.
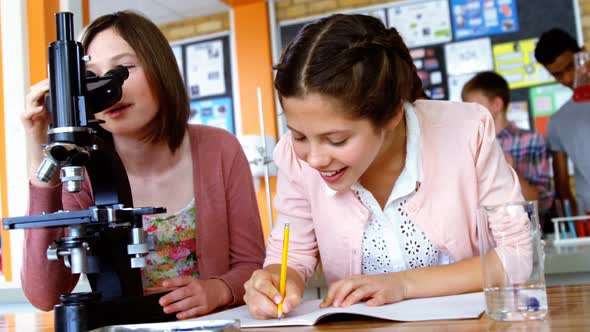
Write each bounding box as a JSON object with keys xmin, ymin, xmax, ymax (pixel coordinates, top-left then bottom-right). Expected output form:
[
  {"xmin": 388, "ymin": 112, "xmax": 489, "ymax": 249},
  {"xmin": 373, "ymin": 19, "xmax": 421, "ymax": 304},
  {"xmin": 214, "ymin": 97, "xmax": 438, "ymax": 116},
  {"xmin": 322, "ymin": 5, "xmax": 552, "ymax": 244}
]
[
  {"xmin": 185, "ymin": 39, "xmax": 227, "ymax": 99},
  {"xmin": 189, "ymin": 97, "xmax": 235, "ymax": 134},
  {"xmin": 451, "ymin": 0, "xmax": 519, "ymax": 40},
  {"xmin": 507, "ymin": 101, "xmax": 530, "ymax": 130},
  {"xmin": 448, "ymin": 72, "xmax": 477, "ymax": 102},
  {"xmin": 410, "ymin": 45, "xmax": 447, "ymax": 99},
  {"xmin": 387, "ymin": 0, "xmax": 452, "ymax": 48},
  {"xmin": 493, "ymin": 38, "xmax": 554, "ymax": 89},
  {"xmin": 529, "ymin": 83, "xmax": 572, "ymax": 136},
  {"xmin": 445, "ymin": 37, "xmax": 493, "ymax": 76}
]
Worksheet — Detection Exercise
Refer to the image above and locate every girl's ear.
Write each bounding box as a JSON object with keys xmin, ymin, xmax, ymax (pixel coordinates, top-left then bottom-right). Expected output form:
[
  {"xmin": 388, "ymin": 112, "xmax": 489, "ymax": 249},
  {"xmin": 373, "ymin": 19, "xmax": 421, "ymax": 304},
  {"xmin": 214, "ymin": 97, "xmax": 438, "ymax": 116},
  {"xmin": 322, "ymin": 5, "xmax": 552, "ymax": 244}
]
[{"xmin": 491, "ymin": 96, "xmax": 506, "ymax": 116}]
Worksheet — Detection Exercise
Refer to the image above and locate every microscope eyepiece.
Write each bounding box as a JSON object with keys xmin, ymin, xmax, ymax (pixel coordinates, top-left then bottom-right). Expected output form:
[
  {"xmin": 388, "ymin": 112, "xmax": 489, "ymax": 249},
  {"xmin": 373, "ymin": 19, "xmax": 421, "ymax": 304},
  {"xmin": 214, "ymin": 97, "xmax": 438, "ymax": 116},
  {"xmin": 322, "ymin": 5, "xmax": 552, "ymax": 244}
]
[
  {"xmin": 86, "ymin": 70, "xmax": 98, "ymax": 79},
  {"xmin": 104, "ymin": 65, "xmax": 130, "ymax": 82},
  {"xmin": 85, "ymin": 65, "xmax": 129, "ymax": 114},
  {"xmin": 56, "ymin": 12, "xmax": 74, "ymax": 41}
]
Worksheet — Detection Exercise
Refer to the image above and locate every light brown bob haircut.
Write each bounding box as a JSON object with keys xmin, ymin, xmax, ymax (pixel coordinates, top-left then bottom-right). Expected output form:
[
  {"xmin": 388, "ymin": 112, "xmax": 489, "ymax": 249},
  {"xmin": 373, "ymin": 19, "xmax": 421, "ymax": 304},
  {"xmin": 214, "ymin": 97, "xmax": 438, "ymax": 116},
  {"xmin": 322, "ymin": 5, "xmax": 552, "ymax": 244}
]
[{"xmin": 81, "ymin": 10, "xmax": 189, "ymax": 152}]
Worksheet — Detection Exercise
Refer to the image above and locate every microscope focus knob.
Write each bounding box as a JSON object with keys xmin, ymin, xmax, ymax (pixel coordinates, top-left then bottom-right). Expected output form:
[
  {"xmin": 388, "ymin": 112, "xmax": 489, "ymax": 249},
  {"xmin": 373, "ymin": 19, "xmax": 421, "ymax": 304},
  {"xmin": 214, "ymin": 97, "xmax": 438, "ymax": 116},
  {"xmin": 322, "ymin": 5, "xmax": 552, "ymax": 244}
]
[
  {"xmin": 127, "ymin": 242, "xmax": 149, "ymax": 255},
  {"xmin": 47, "ymin": 245, "xmax": 59, "ymax": 261},
  {"xmin": 130, "ymin": 256, "xmax": 147, "ymax": 269}
]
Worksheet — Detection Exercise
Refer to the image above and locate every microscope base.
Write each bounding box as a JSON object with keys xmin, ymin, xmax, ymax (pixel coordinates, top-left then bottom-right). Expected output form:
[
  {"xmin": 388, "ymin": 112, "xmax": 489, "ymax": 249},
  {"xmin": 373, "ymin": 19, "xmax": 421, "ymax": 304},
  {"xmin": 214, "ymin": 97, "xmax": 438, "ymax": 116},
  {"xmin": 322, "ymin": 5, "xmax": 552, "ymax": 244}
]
[{"xmin": 55, "ymin": 292, "xmax": 176, "ymax": 332}]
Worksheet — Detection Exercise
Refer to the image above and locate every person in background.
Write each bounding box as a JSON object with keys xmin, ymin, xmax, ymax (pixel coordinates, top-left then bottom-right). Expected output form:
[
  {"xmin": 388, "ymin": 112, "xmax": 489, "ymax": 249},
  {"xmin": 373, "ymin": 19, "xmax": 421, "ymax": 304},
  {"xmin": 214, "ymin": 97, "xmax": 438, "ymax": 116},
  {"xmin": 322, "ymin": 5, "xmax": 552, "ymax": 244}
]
[
  {"xmin": 535, "ymin": 28, "xmax": 590, "ymax": 215},
  {"xmin": 462, "ymin": 71, "xmax": 552, "ymax": 216},
  {"xmin": 20, "ymin": 11, "xmax": 265, "ymax": 319},
  {"xmin": 243, "ymin": 14, "xmax": 530, "ymax": 319}
]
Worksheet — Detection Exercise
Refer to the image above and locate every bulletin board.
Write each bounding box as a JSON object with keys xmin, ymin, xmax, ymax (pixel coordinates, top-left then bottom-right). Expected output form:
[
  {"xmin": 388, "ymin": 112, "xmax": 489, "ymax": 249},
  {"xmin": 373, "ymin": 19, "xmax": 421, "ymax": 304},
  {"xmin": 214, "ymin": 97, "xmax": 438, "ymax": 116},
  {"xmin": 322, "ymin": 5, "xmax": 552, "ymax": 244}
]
[
  {"xmin": 277, "ymin": 0, "xmax": 581, "ymax": 132},
  {"xmin": 172, "ymin": 34, "xmax": 236, "ymax": 134}
]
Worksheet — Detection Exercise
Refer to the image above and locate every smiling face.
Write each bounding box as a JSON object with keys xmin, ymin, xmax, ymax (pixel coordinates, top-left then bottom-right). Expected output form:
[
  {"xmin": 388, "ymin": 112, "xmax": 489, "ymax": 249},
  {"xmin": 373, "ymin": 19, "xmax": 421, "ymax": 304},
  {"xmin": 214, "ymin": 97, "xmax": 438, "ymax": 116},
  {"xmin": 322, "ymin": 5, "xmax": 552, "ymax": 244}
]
[
  {"xmin": 283, "ymin": 93, "xmax": 395, "ymax": 192},
  {"xmin": 85, "ymin": 28, "xmax": 159, "ymax": 139}
]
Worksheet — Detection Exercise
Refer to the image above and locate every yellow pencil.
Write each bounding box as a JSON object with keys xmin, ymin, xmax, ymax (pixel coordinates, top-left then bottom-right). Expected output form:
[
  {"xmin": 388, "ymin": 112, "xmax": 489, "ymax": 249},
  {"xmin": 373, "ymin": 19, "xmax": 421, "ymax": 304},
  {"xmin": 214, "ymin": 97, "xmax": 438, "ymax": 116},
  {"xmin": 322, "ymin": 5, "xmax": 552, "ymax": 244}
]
[{"xmin": 277, "ymin": 223, "xmax": 290, "ymax": 318}]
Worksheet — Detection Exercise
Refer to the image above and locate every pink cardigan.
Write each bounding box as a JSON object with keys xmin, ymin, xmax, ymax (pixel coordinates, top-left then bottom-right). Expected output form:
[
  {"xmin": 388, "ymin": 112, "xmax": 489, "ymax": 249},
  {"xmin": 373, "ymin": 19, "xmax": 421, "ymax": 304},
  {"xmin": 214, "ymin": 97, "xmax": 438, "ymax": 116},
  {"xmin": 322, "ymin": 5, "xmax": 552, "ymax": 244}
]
[
  {"xmin": 22, "ymin": 125, "xmax": 265, "ymax": 311},
  {"xmin": 264, "ymin": 100, "xmax": 531, "ymax": 285}
]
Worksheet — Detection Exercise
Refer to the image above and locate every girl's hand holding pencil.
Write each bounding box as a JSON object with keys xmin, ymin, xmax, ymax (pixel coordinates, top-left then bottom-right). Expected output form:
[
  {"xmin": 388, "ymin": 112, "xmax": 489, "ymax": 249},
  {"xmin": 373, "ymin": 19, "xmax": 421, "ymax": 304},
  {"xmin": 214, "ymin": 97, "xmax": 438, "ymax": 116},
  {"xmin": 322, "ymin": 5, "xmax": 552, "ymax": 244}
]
[{"xmin": 244, "ymin": 224, "xmax": 305, "ymax": 320}]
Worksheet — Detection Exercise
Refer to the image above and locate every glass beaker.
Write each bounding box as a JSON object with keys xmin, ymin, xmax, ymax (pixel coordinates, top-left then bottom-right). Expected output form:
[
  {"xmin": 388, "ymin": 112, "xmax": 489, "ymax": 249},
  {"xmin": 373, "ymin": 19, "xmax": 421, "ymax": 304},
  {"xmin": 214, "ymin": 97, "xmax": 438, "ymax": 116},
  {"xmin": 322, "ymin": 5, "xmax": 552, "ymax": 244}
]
[
  {"xmin": 477, "ymin": 201, "xmax": 547, "ymax": 321},
  {"xmin": 573, "ymin": 51, "xmax": 590, "ymax": 102}
]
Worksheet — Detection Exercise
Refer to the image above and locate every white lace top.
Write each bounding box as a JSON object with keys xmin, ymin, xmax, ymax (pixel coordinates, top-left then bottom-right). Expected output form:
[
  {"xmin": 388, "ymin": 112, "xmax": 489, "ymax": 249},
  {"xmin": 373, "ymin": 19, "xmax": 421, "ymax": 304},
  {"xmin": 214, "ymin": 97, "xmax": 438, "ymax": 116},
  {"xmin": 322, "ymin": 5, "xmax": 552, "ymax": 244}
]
[{"xmin": 354, "ymin": 104, "xmax": 454, "ymax": 275}]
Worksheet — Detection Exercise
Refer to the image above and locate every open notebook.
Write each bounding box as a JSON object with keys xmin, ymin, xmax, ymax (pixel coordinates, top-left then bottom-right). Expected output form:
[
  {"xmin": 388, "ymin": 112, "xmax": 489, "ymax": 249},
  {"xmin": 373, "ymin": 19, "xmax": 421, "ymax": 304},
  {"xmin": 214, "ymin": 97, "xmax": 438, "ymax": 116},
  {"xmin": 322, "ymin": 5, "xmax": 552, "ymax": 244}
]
[{"xmin": 194, "ymin": 292, "xmax": 485, "ymax": 328}]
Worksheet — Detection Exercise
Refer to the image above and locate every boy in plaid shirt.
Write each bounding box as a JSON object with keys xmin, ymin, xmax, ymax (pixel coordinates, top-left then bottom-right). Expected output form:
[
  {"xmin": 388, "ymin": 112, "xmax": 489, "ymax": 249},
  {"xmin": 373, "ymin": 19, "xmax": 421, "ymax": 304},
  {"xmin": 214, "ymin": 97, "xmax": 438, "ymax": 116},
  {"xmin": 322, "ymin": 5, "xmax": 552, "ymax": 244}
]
[{"xmin": 462, "ymin": 71, "xmax": 553, "ymax": 212}]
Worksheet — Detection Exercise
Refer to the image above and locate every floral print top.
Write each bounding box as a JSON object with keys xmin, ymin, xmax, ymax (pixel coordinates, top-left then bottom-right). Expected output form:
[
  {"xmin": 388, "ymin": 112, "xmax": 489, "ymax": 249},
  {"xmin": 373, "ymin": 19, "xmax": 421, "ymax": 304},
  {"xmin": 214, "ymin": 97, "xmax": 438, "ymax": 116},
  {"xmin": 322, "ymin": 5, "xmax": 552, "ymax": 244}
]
[{"xmin": 141, "ymin": 198, "xmax": 198, "ymax": 289}]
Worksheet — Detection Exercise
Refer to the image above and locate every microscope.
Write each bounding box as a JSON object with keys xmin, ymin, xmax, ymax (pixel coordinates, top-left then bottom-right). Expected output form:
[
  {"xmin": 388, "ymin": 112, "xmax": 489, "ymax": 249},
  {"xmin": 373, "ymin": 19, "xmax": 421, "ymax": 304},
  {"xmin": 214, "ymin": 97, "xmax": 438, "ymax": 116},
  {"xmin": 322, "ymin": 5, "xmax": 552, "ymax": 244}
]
[{"xmin": 2, "ymin": 12, "xmax": 174, "ymax": 331}]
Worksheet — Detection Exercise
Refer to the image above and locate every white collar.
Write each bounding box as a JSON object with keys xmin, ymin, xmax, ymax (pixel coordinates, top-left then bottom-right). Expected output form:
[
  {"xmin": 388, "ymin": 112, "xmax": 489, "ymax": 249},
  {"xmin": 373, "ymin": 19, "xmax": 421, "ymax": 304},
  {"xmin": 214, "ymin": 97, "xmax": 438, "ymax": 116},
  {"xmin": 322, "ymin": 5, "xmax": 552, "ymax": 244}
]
[{"xmin": 325, "ymin": 102, "xmax": 423, "ymax": 198}]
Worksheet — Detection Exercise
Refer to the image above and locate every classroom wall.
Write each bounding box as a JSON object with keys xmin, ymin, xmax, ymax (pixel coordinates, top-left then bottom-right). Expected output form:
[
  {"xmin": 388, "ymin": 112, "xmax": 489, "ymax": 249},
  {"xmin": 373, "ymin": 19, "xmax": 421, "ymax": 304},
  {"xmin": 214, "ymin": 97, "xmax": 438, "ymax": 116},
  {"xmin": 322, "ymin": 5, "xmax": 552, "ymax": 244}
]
[
  {"xmin": 159, "ymin": 12, "xmax": 230, "ymax": 42},
  {"xmin": 275, "ymin": 0, "xmax": 396, "ymax": 20},
  {"xmin": 276, "ymin": 0, "xmax": 590, "ymax": 46}
]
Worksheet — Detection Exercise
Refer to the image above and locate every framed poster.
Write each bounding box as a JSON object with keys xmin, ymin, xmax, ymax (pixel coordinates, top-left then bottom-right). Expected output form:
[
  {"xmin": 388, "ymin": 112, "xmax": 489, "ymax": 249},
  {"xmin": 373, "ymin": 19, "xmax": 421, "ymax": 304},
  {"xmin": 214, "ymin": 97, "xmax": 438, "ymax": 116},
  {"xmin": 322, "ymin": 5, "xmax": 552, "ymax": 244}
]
[
  {"xmin": 185, "ymin": 39, "xmax": 227, "ymax": 99},
  {"xmin": 176, "ymin": 34, "xmax": 235, "ymax": 134}
]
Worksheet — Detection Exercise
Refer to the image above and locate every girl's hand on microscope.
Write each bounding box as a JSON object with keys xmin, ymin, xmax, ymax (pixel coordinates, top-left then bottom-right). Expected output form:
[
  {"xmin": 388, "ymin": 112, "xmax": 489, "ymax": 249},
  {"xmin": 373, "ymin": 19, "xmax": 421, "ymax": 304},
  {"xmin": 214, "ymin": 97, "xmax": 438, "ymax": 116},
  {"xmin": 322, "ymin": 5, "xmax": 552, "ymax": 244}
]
[
  {"xmin": 22, "ymin": 79, "xmax": 51, "ymax": 145},
  {"xmin": 158, "ymin": 276, "xmax": 232, "ymax": 320},
  {"xmin": 22, "ymin": 79, "xmax": 57, "ymax": 185}
]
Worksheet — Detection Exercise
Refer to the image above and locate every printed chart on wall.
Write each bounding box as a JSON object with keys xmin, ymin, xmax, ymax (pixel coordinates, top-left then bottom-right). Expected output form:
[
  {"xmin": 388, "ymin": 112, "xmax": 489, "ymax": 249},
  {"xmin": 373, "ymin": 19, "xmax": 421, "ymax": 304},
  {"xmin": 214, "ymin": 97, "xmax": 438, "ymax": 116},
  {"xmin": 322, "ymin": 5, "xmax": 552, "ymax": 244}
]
[
  {"xmin": 186, "ymin": 39, "xmax": 227, "ymax": 100},
  {"xmin": 411, "ymin": 46, "xmax": 447, "ymax": 99},
  {"xmin": 493, "ymin": 38, "xmax": 554, "ymax": 89},
  {"xmin": 448, "ymin": 73, "xmax": 476, "ymax": 101},
  {"xmin": 445, "ymin": 38, "xmax": 493, "ymax": 101},
  {"xmin": 387, "ymin": 0, "xmax": 452, "ymax": 48},
  {"xmin": 529, "ymin": 84, "xmax": 573, "ymax": 136},
  {"xmin": 189, "ymin": 97, "xmax": 234, "ymax": 133},
  {"xmin": 507, "ymin": 101, "xmax": 530, "ymax": 130},
  {"xmin": 182, "ymin": 35, "xmax": 235, "ymax": 134},
  {"xmin": 450, "ymin": 0, "xmax": 519, "ymax": 40}
]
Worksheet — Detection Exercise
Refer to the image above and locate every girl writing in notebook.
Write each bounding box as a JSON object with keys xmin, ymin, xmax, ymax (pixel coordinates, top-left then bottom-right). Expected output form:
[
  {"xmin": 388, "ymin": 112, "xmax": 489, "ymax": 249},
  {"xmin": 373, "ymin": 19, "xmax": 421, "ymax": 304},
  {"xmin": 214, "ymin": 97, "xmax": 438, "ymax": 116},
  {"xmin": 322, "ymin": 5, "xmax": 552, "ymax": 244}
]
[{"xmin": 244, "ymin": 14, "xmax": 530, "ymax": 319}]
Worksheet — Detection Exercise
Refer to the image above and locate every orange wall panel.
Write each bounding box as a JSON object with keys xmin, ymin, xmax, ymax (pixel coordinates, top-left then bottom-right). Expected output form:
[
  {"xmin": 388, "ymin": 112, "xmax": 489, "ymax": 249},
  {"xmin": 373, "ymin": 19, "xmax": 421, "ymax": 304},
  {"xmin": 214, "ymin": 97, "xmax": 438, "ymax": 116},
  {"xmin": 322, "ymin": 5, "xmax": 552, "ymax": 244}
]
[
  {"xmin": 233, "ymin": 2, "xmax": 277, "ymax": 137},
  {"xmin": 0, "ymin": 4, "xmax": 10, "ymax": 281},
  {"xmin": 82, "ymin": 0, "xmax": 90, "ymax": 26},
  {"xmin": 28, "ymin": 0, "xmax": 59, "ymax": 84},
  {"xmin": 232, "ymin": 1, "xmax": 278, "ymax": 239}
]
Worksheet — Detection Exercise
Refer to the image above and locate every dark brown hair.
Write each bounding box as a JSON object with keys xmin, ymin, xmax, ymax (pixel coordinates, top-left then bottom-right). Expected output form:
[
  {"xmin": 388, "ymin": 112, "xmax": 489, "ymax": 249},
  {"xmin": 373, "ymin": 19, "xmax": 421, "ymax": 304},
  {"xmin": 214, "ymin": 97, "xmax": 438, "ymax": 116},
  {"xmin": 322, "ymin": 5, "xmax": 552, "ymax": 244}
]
[
  {"xmin": 275, "ymin": 14, "xmax": 422, "ymax": 127},
  {"xmin": 81, "ymin": 10, "xmax": 189, "ymax": 152},
  {"xmin": 535, "ymin": 28, "xmax": 580, "ymax": 65},
  {"xmin": 461, "ymin": 71, "xmax": 510, "ymax": 112}
]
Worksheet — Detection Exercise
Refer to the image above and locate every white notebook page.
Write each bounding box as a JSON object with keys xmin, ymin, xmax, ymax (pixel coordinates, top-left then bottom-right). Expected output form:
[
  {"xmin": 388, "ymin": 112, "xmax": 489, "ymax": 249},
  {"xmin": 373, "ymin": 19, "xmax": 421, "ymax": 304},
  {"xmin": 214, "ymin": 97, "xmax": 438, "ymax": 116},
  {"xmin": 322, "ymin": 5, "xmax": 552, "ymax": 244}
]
[{"xmin": 194, "ymin": 292, "xmax": 485, "ymax": 328}]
